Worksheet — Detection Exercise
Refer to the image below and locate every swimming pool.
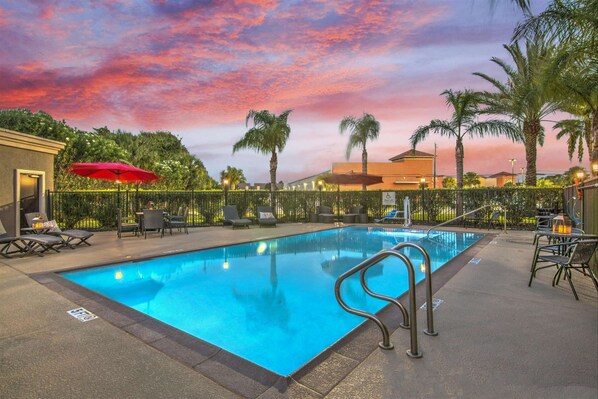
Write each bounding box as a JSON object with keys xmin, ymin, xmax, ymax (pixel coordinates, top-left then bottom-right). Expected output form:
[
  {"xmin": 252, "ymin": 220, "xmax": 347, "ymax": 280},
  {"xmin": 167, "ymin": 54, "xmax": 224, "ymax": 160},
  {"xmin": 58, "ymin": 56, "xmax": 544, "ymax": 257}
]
[{"xmin": 61, "ymin": 226, "xmax": 483, "ymax": 376}]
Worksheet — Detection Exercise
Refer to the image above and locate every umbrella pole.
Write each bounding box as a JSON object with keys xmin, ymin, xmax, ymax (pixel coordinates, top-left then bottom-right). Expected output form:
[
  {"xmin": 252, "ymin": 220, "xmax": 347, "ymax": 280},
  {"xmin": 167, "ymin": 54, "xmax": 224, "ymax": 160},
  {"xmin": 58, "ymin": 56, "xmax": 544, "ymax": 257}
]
[
  {"xmin": 117, "ymin": 182, "xmax": 121, "ymax": 210},
  {"xmin": 337, "ymin": 184, "xmax": 340, "ymax": 223}
]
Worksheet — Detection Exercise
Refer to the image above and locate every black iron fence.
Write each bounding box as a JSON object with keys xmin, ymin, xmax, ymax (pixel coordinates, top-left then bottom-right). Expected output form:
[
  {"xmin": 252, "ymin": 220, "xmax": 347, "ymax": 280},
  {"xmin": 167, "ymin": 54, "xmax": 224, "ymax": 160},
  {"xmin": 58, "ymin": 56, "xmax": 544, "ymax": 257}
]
[{"xmin": 46, "ymin": 187, "xmax": 562, "ymax": 231}]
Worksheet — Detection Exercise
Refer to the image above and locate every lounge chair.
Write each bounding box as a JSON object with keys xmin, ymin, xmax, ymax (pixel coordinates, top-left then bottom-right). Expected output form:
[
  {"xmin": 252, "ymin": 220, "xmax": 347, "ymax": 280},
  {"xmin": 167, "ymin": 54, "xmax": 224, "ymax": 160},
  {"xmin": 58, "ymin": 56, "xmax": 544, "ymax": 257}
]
[
  {"xmin": 166, "ymin": 207, "xmax": 189, "ymax": 234},
  {"xmin": 317, "ymin": 206, "xmax": 335, "ymax": 223},
  {"xmin": 375, "ymin": 209, "xmax": 400, "ymax": 223},
  {"xmin": 142, "ymin": 209, "xmax": 165, "ymax": 238},
  {"xmin": 1, "ymin": 220, "xmax": 63, "ymax": 257},
  {"xmin": 257, "ymin": 206, "xmax": 277, "ymax": 227},
  {"xmin": 25, "ymin": 212, "xmax": 93, "ymax": 247},
  {"xmin": 222, "ymin": 205, "xmax": 251, "ymax": 229},
  {"xmin": 117, "ymin": 208, "xmax": 139, "ymax": 238}
]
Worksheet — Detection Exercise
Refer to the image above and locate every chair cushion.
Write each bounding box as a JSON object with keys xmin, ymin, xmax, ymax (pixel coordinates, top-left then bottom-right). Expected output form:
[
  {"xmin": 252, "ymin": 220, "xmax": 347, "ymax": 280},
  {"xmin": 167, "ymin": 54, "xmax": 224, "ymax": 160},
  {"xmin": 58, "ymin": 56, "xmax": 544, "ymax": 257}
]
[
  {"xmin": 42, "ymin": 220, "xmax": 62, "ymax": 232},
  {"xmin": 259, "ymin": 212, "xmax": 275, "ymax": 219}
]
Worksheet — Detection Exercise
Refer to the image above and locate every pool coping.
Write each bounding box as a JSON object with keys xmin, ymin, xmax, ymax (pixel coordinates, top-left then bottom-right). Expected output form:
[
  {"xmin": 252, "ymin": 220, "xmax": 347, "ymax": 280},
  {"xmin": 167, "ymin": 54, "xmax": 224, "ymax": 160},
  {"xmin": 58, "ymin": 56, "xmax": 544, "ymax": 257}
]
[{"xmin": 30, "ymin": 229, "xmax": 496, "ymax": 398}]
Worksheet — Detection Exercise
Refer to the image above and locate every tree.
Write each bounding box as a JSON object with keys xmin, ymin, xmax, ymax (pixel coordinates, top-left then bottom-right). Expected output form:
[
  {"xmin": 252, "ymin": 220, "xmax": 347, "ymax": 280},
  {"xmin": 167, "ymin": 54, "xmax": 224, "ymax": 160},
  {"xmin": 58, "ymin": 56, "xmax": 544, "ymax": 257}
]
[
  {"xmin": 442, "ymin": 176, "xmax": 457, "ymax": 188},
  {"xmin": 474, "ymin": 38, "xmax": 562, "ymax": 186},
  {"xmin": 463, "ymin": 172, "xmax": 481, "ymax": 188},
  {"xmin": 410, "ymin": 89, "xmax": 520, "ymax": 189},
  {"xmin": 513, "ymin": 0, "xmax": 598, "ymax": 174},
  {"xmin": 339, "ymin": 113, "xmax": 381, "ymax": 190},
  {"xmin": 554, "ymin": 118, "xmax": 592, "ymax": 163},
  {"xmin": 233, "ymin": 109, "xmax": 292, "ymax": 192},
  {"xmin": 220, "ymin": 166, "xmax": 246, "ymax": 190}
]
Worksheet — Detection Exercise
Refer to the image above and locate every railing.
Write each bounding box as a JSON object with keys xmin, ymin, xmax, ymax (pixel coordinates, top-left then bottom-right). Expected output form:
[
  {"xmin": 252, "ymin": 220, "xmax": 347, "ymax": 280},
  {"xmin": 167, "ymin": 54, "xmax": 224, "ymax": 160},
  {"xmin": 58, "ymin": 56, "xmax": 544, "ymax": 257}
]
[
  {"xmin": 46, "ymin": 187, "xmax": 561, "ymax": 230},
  {"xmin": 391, "ymin": 242, "xmax": 437, "ymax": 336},
  {"xmin": 335, "ymin": 245, "xmax": 437, "ymax": 358},
  {"xmin": 425, "ymin": 204, "xmax": 506, "ymax": 236}
]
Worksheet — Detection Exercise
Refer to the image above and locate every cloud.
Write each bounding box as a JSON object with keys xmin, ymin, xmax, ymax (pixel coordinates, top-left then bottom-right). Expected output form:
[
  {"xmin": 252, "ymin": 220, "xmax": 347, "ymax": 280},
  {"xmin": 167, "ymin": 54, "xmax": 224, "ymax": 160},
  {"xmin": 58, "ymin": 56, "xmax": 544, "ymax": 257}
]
[{"xmin": 2, "ymin": 0, "xmax": 572, "ymax": 182}]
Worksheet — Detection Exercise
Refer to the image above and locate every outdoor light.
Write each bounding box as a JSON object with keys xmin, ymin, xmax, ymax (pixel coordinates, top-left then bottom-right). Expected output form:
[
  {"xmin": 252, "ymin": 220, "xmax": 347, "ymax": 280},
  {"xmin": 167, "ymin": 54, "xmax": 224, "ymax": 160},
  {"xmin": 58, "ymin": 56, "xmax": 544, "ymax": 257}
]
[
  {"xmin": 223, "ymin": 261, "xmax": 229, "ymax": 269},
  {"xmin": 509, "ymin": 158, "xmax": 516, "ymax": 184},
  {"xmin": 575, "ymin": 170, "xmax": 585, "ymax": 200},
  {"xmin": 115, "ymin": 271, "xmax": 123, "ymax": 280},
  {"xmin": 592, "ymin": 161, "xmax": 598, "ymax": 174},
  {"xmin": 420, "ymin": 263, "xmax": 426, "ymax": 273},
  {"xmin": 318, "ymin": 180, "xmax": 323, "ymax": 190}
]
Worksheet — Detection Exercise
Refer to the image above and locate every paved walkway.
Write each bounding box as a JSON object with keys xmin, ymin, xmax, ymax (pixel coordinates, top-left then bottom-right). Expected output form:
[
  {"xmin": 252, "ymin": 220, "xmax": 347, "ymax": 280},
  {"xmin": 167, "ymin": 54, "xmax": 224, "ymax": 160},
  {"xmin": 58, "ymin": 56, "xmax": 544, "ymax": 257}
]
[{"xmin": 1, "ymin": 224, "xmax": 596, "ymax": 398}]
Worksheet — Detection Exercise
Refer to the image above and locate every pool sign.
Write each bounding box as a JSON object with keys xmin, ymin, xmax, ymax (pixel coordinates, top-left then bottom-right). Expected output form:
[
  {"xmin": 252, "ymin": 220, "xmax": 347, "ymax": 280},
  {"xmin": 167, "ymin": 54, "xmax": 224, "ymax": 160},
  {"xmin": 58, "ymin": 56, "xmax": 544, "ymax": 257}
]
[
  {"xmin": 382, "ymin": 192, "xmax": 395, "ymax": 206},
  {"xmin": 67, "ymin": 307, "xmax": 97, "ymax": 322},
  {"xmin": 420, "ymin": 298, "xmax": 444, "ymax": 311}
]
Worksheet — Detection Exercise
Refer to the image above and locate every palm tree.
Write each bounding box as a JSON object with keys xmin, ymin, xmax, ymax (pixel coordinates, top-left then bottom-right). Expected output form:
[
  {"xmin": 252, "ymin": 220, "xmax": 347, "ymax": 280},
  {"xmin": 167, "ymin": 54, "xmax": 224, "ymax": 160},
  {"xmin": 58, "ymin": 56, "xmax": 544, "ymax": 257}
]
[
  {"xmin": 339, "ymin": 113, "xmax": 381, "ymax": 190},
  {"xmin": 513, "ymin": 0, "xmax": 598, "ymax": 174},
  {"xmin": 410, "ymin": 90, "xmax": 520, "ymax": 190},
  {"xmin": 233, "ymin": 109, "xmax": 292, "ymax": 192},
  {"xmin": 474, "ymin": 38, "xmax": 562, "ymax": 186},
  {"xmin": 220, "ymin": 166, "xmax": 246, "ymax": 190},
  {"xmin": 554, "ymin": 119, "xmax": 592, "ymax": 163},
  {"xmin": 513, "ymin": 0, "xmax": 597, "ymax": 53}
]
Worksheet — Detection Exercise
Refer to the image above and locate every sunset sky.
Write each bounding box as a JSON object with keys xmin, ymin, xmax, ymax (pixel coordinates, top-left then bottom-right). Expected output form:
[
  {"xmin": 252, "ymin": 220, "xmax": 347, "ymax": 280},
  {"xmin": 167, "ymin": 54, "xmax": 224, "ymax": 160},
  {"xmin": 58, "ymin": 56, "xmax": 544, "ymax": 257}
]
[{"xmin": 1, "ymin": 0, "xmax": 584, "ymax": 183}]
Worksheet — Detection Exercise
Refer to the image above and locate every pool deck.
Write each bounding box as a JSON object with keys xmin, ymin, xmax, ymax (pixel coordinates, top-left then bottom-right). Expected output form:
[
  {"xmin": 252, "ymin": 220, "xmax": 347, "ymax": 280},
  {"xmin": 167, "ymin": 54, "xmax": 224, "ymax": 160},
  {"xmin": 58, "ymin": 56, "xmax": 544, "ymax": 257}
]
[{"xmin": 1, "ymin": 223, "xmax": 596, "ymax": 398}]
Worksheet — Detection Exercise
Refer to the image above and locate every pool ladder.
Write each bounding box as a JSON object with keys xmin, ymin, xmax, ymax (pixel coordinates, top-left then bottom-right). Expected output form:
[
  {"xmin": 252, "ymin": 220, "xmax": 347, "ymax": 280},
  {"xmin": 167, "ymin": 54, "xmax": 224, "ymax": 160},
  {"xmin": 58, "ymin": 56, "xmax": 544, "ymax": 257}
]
[{"xmin": 334, "ymin": 243, "xmax": 437, "ymax": 358}]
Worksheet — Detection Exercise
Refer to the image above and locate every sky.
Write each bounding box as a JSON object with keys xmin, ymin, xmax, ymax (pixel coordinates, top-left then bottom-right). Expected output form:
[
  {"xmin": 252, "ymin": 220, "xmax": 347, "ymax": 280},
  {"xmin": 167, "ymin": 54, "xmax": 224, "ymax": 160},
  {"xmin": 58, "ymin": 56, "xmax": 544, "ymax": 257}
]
[{"xmin": 1, "ymin": 0, "xmax": 585, "ymax": 183}]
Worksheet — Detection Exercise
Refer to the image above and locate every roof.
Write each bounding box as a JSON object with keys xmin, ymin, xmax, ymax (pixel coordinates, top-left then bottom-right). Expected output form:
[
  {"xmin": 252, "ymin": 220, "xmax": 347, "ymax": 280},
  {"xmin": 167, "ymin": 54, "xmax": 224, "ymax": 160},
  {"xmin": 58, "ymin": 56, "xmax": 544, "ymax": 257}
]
[
  {"xmin": 389, "ymin": 149, "xmax": 434, "ymax": 161},
  {"xmin": 0, "ymin": 127, "xmax": 65, "ymax": 155},
  {"xmin": 488, "ymin": 171, "xmax": 515, "ymax": 178}
]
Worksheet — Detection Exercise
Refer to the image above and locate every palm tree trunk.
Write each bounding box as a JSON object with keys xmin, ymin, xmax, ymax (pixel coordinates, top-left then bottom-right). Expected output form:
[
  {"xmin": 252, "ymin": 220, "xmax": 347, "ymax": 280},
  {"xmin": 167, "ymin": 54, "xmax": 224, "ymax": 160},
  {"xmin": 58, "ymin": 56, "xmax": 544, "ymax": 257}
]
[
  {"xmin": 591, "ymin": 109, "xmax": 598, "ymax": 177},
  {"xmin": 524, "ymin": 120, "xmax": 538, "ymax": 186},
  {"xmin": 270, "ymin": 151, "xmax": 277, "ymax": 192},
  {"xmin": 455, "ymin": 139, "xmax": 464, "ymax": 216},
  {"xmin": 362, "ymin": 148, "xmax": 368, "ymax": 191}
]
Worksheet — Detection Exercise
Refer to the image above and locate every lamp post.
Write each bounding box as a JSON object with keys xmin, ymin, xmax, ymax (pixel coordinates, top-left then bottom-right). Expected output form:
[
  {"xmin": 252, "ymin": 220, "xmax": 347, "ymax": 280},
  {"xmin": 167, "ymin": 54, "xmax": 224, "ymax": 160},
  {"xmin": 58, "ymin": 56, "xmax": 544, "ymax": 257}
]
[
  {"xmin": 223, "ymin": 178, "xmax": 229, "ymax": 205},
  {"xmin": 520, "ymin": 167, "xmax": 525, "ymax": 184},
  {"xmin": 509, "ymin": 158, "xmax": 516, "ymax": 184},
  {"xmin": 317, "ymin": 180, "xmax": 323, "ymax": 205},
  {"xmin": 575, "ymin": 170, "xmax": 585, "ymax": 200}
]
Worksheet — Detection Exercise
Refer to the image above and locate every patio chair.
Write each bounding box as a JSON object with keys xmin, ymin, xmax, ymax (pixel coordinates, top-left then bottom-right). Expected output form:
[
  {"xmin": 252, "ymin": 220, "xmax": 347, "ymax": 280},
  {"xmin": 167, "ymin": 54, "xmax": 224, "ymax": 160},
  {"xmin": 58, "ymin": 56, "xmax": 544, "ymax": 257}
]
[
  {"xmin": 317, "ymin": 205, "xmax": 335, "ymax": 223},
  {"xmin": 166, "ymin": 207, "xmax": 189, "ymax": 234},
  {"xmin": 117, "ymin": 208, "xmax": 139, "ymax": 238},
  {"xmin": 222, "ymin": 205, "xmax": 251, "ymax": 229},
  {"xmin": 1, "ymin": 220, "xmax": 63, "ymax": 257},
  {"xmin": 342, "ymin": 205, "xmax": 363, "ymax": 223},
  {"xmin": 257, "ymin": 206, "xmax": 277, "ymax": 227},
  {"xmin": 529, "ymin": 239, "xmax": 598, "ymax": 300},
  {"xmin": 142, "ymin": 209, "xmax": 165, "ymax": 238},
  {"xmin": 25, "ymin": 212, "xmax": 93, "ymax": 247}
]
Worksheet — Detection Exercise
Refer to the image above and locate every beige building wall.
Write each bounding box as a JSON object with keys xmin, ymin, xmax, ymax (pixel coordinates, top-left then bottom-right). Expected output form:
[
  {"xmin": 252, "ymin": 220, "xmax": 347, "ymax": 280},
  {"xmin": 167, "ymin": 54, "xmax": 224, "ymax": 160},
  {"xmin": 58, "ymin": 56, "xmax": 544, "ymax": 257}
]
[
  {"xmin": 0, "ymin": 128, "xmax": 64, "ymax": 236},
  {"xmin": 331, "ymin": 153, "xmax": 439, "ymax": 190}
]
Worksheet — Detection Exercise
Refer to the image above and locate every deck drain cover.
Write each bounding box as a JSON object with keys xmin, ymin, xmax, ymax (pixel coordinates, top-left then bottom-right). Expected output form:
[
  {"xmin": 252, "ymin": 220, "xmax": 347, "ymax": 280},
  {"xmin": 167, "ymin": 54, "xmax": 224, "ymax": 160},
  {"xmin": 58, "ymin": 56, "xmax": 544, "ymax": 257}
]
[
  {"xmin": 420, "ymin": 298, "xmax": 444, "ymax": 311},
  {"xmin": 469, "ymin": 257, "xmax": 482, "ymax": 264},
  {"xmin": 67, "ymin": 308, "xmax": 97, "ymax": 322}
]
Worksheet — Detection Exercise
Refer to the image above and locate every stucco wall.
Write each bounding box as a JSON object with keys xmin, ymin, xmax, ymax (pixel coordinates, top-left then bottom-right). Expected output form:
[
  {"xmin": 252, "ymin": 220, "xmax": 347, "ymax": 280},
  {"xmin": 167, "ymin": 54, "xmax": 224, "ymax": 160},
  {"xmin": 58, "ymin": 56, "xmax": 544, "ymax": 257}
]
[
  {"xmin": 0, "ymin": 146, "xmax": 56, "ymax": 236},
  {"xmin": 332, "ymin": 158, "xmax": 435, "ymax": 190}
]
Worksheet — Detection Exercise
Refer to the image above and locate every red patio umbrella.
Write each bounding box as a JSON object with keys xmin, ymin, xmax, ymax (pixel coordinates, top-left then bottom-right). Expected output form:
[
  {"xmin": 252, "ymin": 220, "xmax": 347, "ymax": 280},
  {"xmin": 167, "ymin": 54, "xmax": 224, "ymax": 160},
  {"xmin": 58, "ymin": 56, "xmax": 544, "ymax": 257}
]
[
  {"xmin": 70, "ymin": 162, "xmax": 160, "ymax": 209},
  {"xmin": 69, "ymin": 162, "xmax": 159, "ymax": 182},
  {"xmin": 323, "ymin": 171, "xmax": 383, "ymax": 220}
]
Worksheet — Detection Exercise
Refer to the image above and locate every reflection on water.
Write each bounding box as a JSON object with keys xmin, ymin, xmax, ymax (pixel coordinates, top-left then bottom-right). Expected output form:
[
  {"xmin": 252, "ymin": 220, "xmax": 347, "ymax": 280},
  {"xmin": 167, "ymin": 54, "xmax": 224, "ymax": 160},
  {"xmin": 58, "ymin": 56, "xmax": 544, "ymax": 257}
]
[{"xmin": 61, "ymin": 226, "xmax": 483, "ymax": 376}]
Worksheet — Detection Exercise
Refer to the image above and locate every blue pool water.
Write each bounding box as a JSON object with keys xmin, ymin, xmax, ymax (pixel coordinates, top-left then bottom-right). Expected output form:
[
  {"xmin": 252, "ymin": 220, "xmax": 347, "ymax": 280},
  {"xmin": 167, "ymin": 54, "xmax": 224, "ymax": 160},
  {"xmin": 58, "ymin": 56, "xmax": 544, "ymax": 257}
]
[{"xmin": 61, "ymin": 226, "xmax": 482, "ymax": 375}]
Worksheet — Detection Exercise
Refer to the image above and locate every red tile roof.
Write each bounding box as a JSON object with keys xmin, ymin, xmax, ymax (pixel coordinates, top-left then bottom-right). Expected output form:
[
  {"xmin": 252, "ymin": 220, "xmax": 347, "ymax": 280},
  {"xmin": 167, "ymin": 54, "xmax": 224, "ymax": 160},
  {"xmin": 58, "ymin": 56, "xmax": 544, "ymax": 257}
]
[{"xmin": 389, "ymin": 149, "xmax": 434, "ymax": 161}]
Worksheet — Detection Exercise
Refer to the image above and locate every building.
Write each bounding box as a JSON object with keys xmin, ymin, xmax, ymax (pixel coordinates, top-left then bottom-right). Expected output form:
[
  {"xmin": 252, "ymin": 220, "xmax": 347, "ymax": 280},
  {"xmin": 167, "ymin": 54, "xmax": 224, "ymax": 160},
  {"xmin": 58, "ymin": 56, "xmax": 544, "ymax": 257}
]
[
  {"xmin": 486, "ymin": 172, "xmax": 517, "ymax": 187},
  {"xmin": 287, "ymin": 150, "xmax": 441, "ymax": 191},
  {"xmin": 0, "ymin": 128, "xmax": 65, "ymax": 236}
]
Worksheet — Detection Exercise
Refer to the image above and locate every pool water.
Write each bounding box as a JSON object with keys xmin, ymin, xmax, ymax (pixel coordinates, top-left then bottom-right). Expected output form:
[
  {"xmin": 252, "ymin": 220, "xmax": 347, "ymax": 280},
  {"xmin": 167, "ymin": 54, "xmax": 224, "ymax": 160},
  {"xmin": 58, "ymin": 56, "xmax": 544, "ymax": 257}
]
[{"xmin": 61, "ymin": 226, "xmax": 482, "ymax": 375}]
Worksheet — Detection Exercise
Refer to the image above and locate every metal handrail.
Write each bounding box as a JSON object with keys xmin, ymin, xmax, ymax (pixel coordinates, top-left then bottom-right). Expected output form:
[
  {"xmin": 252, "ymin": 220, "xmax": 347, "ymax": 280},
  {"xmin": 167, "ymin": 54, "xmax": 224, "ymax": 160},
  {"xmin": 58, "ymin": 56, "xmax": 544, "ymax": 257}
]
[
  {"xmin": 335, "ymin": 249, "xmax": 422, "ymax": 358},
  {"xmin": 391, "ymin": 243, "xmax": 437, "ymax": 336},
  {"xmin": 426, "ymin": 204, "xmax": 506, "ymax": 236}
]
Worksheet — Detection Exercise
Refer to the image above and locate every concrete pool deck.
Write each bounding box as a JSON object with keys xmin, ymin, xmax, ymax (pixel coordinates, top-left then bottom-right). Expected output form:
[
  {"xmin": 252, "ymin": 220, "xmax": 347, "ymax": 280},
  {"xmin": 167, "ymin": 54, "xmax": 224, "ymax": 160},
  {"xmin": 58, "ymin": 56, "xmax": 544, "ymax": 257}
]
[{"xmin": 1, "ymin": 224, "xmax": 596, "ymax": 398}]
